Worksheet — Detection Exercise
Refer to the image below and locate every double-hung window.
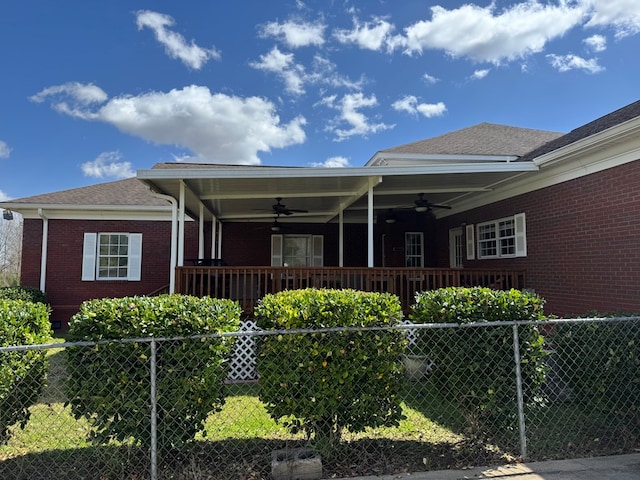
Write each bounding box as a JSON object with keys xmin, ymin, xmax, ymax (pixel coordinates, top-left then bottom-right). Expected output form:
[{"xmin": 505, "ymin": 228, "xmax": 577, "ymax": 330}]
[
  {"xmin": 475, "ymin": 213, "xmax": 526, "ymax": 259},
  {"xmin": 82, "ymin": 232, "xmax": 142, "ymax": 281}
]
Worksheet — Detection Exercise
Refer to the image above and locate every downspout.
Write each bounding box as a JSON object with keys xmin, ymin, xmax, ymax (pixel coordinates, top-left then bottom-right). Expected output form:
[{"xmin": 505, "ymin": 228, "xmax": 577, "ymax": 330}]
[
  {"xmin": 150, "ymin": 192, "xmax": 178, "ymax": 293},
  {"xmin": 37, "ymin": 208, "xmax": 48, "ymax": 292}
]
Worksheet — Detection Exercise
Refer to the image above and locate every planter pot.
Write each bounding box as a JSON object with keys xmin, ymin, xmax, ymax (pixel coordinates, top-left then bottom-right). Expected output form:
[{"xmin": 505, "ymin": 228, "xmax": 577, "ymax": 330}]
[
  {"xmin": 402, "ymin": 354, "xmax": 434, "ymax": 380},
  {"xmin": 271, "ymin": 447, "xmax": 322, "ymax": 480}
]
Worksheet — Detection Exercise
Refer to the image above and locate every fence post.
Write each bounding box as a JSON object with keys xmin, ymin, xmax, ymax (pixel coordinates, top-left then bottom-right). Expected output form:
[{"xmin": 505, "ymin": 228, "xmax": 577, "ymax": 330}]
[
  {"xmin": 150, "ymin": 338, "xmax": 158, "ymax": 480},
  {"xmin": 512, "ymin": 324, "xmax": 527, "ymax": 459}
]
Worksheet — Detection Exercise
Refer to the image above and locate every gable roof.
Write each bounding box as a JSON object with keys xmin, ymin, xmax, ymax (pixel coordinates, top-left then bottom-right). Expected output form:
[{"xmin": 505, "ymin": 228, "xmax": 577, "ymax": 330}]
[
  {"xmin": 7, "ymin": 177, "xmax": 168, "ymax": 208},
  {"xmin": 378, "ymin": 123, "xmax": 563, "ymax": 157},
  {"xmin": 519, "ymin": 99, "xmax": 640, "ymax": 162}
]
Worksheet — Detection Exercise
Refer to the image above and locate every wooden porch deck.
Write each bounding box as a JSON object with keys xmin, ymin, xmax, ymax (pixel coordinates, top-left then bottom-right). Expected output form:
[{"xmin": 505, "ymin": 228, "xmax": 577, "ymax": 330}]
[{"xmin": 176, "ymin": 266, "xmax": 526, "ymax": 316}]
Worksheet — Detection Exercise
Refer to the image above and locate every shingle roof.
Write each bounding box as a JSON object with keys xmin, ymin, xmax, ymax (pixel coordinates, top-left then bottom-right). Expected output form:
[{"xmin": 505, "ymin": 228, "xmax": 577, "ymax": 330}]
[
  {"xmin": 518, "ymin": 99, "xmax": 640, "ymax": 162},
  {"xmin": 8, "ymin": 177, "xmax": 169, "ymax": 207},
  {"xmin": 380, "ymin": 123, "xmax": 564, "ymax": 157}
]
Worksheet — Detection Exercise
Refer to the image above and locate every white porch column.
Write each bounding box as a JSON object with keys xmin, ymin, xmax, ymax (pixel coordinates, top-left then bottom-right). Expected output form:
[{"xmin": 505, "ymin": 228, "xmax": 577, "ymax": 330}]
[
  {"xmin": 217, "ymin": 222, "xmax": 223, "ymax": 259},
  {"xmin": 198, "ymin": 204, "xmax": 205, "ymax": 259},
  {"xmin": 178, "ymin": 181, "xmax": 186, "ymax": 266},
  {"xmin": 338, "ymin": 209, "xmax": 344, "ymax": 267},
  {"xmin": 38, "ymin": 208, "xmax": 48, "ymax": 292},
  {"xmin": 367, "ymin": 181, "xmax": 374, "ymax": 267},
  {"xmin": 211, "ymin": 215, "xmax": 217, "ymax": 259}
]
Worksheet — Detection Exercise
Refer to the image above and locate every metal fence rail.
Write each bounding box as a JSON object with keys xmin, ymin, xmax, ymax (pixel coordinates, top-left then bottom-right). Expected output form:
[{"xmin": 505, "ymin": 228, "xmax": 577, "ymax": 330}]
[{"xmin": 1, "ymin": 317, "xmax": 638, "ymax": 479}]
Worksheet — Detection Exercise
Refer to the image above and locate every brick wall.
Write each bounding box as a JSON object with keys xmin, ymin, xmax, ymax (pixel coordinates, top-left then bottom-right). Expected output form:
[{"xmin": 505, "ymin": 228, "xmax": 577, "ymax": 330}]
[
  {"xmin": 440, "ymin": 160, "xmax": 640, "ymax": 316},
  {"xmin": 20, "ymin": 218, "xmax": 201, "ymax": 328}
]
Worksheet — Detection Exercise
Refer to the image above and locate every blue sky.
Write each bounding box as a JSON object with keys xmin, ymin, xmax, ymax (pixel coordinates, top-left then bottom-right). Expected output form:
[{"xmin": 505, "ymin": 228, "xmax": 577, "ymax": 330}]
[{"xmin": 1, "ymin": 0, "xmax": 639, "ymax": 200}]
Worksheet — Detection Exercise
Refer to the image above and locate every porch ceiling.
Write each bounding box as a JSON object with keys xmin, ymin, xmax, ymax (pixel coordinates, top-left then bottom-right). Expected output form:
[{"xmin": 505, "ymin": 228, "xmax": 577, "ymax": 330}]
[{"xmin": 136, "ymin": 162, "xmax": 537, "ymax": 223}]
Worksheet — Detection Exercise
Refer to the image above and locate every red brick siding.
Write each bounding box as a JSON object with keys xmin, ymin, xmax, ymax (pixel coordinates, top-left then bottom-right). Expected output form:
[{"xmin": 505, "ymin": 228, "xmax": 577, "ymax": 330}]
[
  {"xmin": 439, "ymin": 160, "xmax": 640, "ymax": 316},
  {"xmin": 20, "ymin": 219, "xmax": 201, "ymax": 328}
]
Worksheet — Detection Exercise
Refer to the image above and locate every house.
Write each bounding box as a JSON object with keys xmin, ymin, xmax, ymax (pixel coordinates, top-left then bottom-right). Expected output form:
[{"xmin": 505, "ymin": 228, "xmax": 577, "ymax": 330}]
[{"xmin": 2, "ymin": 99, "xmax": 639, "ymax": 328}]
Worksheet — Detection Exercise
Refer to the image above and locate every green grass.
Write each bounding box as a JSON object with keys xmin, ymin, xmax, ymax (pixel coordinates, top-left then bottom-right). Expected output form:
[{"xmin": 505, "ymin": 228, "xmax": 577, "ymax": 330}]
[{"xmin": 1, "ymin": 344, "xmax": 637, "ymax": 479}]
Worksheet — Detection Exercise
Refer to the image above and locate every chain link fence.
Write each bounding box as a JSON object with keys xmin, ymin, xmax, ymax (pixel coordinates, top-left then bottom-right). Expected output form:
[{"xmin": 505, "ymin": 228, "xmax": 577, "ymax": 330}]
[{"xmin": 1, "ymin": 316, "xmax": 638, "ymax": 479}]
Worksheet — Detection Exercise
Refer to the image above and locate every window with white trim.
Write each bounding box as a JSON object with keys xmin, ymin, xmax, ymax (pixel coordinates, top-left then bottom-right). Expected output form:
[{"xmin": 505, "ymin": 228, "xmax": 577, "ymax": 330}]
[
  {"xmin": 82, "ymin": 232, "xmax": 142, "ymax": 281},
  {"xmin": 476, "ymin": 213, "xmax": 527, "ymax": 259},
  {"xmin": 405, "ymin": 232, "xmax": 424, "ymax": 267},
  {"xmin": 271, "ymin": 234, "xmax": 323, "ymax": 266}
]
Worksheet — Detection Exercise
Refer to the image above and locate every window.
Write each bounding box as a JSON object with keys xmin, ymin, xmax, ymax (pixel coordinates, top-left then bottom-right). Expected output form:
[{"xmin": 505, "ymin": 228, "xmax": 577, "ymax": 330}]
[
  {"xmin": 82, "ymin": 232, "xmax": 142, "ymax": 281},
  {"xmin": 476, "ymin": 213, "xmax": 526, "ymax": 259},
  {"xmin": 271, "ymin": 234, "xmax": 323, "ymax": 266},
  {"xmin": 405, "ymin": 232, "xmax": 424, "ymax": 267}
]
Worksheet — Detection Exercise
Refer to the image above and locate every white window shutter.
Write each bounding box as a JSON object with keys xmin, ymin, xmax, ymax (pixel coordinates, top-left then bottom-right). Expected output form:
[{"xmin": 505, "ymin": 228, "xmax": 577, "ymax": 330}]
[
  {"xmin": 82, "ymin": 233, "xmax": 97, "ymax": 281},
  {"xmin": 127, "ymin": 233, "xmax": 143, "ymax": 281},
  {"xmin": 515, "ymin": 213, "xmax": 527, "ymax": 257},
  {"xmin": 312, "ymin": 235, "xmax": 324, "ymax": 266},
  {"xmin": 271, "ymin": 234, "xmax": 283, "ymax": 266},
  {"xmin": 465, "ymin": 224, "xmax": 475, "ymax": 260}
]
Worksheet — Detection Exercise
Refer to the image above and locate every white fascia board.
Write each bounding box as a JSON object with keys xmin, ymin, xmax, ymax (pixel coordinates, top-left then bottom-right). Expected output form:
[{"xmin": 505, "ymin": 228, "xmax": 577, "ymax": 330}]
[
  {"xmin": 2, "ymin": 204, "xmax": 175, "ymax": 221},
  {"xmin": 138, "ymin": 162, "xmax": 536, "ymax": 181},
  {"xmin": 534, "ymin": 116, "xmax": 640, "ymax": 168},
  {"xmin": 366, "ymin": 152, "xmax": 518, "ymax": 166}
]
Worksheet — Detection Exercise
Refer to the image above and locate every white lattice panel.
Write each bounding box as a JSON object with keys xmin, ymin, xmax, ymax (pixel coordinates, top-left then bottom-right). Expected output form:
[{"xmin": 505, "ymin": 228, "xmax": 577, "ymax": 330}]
[{"xmin": 227, "ymin": 319, "xmax": 259, "ymax": 381}]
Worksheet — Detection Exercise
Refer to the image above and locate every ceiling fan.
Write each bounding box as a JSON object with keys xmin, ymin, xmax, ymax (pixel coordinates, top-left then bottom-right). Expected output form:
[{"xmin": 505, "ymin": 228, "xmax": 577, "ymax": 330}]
[
  {"xmin": 271, "ymin": 197, "xmax": 308, "ymax": 216},
  {"xmin": 406, "ymin": 193, "xmax": 451, "ymax": 213}
]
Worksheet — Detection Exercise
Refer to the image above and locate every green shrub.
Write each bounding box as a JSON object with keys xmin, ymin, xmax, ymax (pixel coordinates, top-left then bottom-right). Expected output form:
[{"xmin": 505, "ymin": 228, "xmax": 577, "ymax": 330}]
[
  {"xmin": 65, "ymin": 294, "xmax": 241, "ymax": 450},
  {"xmin": 552, "ymin": 314, "xmax": 639, "ymax": 430},
  {"xmin": 409, "ymin": 287, "xmax": 547, "ymax": 437},
  {"xmin": 0, "ymin": 286, "xmax": 49, "ymax": 304},
  {"xmin": 255, "ymin": 288, "xmax": 406, "ymax": 455},
  {"xmin": 0, "ymin": 299, "xmax": 52, "ymax": 444}
]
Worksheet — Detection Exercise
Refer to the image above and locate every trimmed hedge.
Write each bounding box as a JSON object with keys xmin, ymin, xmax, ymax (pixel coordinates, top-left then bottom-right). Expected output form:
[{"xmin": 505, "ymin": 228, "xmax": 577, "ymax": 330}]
[
  {"xmin": 255, "ymin": 288, "xmax": 406, "ymax": 454},
  {"xmin": 0, "ymin": 299, "xmax": 52, "ymax": 444},
  {"xmin": 410, "ymin": 287, "xmax": 548, "ymax": 437},
  {"xmin": 65, "ymin": 294, "xmax": 241, "ymax": 450},
  {"xmin": 0, "ymin": 286, "xmax": 49, "ymax": 305}
]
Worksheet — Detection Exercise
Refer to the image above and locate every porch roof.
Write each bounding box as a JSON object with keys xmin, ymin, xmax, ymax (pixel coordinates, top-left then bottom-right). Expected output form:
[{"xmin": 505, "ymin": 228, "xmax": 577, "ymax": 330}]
[{"xmin": 136, "ymin": 160, "xmax": 539, "ymax": 224}]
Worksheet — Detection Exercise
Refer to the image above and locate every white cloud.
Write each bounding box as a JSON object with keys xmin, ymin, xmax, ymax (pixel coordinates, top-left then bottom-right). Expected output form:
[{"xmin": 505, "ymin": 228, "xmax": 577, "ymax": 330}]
[
  {"xmin": 310, "ymin": 156, "xmax": 350, "ymax": 168},
  {"xmin": 250, "ymin": 49, "xmax": 365, "ymax": 95},
  {"xmin": 422, "ymin": 73, "xmax": 439, "ymax": 84},
  {"xmin": 0, "ymin": 190, "xmax": 9, "ymax": 202},
  {"xmin": 259, "ymin": 19, "xmax": 326, "ymax": 48},
  {"xmin": 0, "ymin": 140, "xmax": 11, "ymax": 158},
  {"xmin": 333, "ymin": 16, "xmax": 396, "ymax": 52},
  {"xmin": 403, "ymin": 2, "xmax": 585, "ymax": 64},
  {"xmin": 584, "ymin": 0, "xmax": 640, "ymax": 38},
  {"xmin": 136, "ymin": 10, "xmax": 220, "ymax": 69},
  {"xmin": 392, "ymin": 95, "xmax": 446, "ymax": 118},
  {"xmin": 584, "ymin": 34, "xmax": 607, "ymax": 52},
  {"xmin": 471, "ymin": 69, "xmax": 491, "ymax": 80},
  {"xmin": 250, "ymin": 47, "xmax": 307, "ymax": 95},
  {"xmin": 547, "ymin": 53, "xmax": 605, "ymax": 73},
  {"xmin": 81, "ymin": 151, "xmax": 135, "ymax": 179},
  {"xmin": 32, "ymin": 83, "xmax": 307, "ymax": 165},
  {"xmin": 321, "ymin": 92, "xmax": 394, "ymax": 141},
  {"xmin": 29, "ymin": 82, "xmax": 108, "ymax": 118}
]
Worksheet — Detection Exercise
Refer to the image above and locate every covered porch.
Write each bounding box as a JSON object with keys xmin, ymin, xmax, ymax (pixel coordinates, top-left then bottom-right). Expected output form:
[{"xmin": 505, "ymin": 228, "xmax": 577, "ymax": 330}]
[{"xmin": 176, "ymin": 265, "xmax": 526, "ymax": 315}]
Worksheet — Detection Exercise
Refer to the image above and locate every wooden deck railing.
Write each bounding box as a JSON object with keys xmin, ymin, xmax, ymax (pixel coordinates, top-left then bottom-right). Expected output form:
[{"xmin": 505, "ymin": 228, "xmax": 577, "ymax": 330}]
[{"xmin": 175, "ymin": 266, "xmax": 526, "ymax": 316}]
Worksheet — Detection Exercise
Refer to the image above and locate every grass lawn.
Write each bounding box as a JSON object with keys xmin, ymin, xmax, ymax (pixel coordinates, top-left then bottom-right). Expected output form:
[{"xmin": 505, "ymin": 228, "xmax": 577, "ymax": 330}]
[{"xmin": 1, "ymin": 338, "xmax": 636, "ymax": 479}]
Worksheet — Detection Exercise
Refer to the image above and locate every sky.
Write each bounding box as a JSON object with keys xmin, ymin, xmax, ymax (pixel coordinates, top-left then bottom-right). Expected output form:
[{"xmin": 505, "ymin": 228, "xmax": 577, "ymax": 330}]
[{"xmin": 1, "ymin": 0, "xmax": 639, "ymax": 201}]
